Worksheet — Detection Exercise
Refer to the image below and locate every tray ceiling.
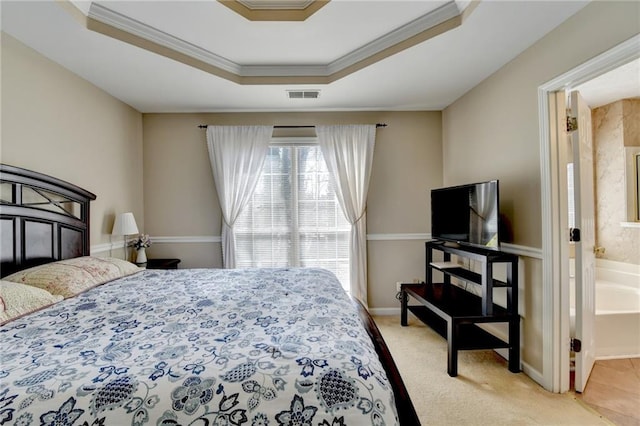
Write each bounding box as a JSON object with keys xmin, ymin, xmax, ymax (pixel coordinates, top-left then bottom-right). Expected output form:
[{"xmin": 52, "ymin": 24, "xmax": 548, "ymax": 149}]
[{"xmin": 2, "ymin": 0, "xmax": 605, "ymax": 112}]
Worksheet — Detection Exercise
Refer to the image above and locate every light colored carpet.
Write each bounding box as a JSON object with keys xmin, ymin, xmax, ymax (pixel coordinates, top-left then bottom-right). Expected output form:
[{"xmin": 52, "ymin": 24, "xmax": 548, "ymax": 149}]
[{"xmin": 373, "ymin": 315, "xmax": 612, "ymax": 425}]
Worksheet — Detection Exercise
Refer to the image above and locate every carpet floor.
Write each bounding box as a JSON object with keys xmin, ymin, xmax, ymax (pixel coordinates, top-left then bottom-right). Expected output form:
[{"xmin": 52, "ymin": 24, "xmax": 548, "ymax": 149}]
[{"xmin": 373, "ymin": 315, "xmax": 612, "ymax": 425}]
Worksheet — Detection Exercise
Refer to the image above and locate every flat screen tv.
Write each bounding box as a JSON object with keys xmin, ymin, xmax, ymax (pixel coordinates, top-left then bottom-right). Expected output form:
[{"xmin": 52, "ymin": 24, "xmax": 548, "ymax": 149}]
[{"xmin": 431, "ymin": 180, "xmax": 500, "ymax": 249}]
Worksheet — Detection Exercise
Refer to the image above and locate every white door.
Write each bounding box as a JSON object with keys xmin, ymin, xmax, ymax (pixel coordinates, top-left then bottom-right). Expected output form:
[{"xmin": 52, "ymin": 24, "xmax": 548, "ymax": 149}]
[{"xmin": 570, "ymin": 90, "xmax": 596, "ymax": 393}]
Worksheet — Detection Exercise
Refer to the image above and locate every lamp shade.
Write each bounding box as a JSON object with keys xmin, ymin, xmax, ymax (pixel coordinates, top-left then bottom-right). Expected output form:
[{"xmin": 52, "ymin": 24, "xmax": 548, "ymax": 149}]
[{"xmin": 112, "ymin": 212, "xmax": 139, "ymax": 236}]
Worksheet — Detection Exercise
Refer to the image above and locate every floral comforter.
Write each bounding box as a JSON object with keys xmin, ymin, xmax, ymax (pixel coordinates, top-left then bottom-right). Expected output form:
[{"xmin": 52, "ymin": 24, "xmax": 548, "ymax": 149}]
[{"xmin": 0, "ymin": 268, "xmax": 399, "ymax": 425}]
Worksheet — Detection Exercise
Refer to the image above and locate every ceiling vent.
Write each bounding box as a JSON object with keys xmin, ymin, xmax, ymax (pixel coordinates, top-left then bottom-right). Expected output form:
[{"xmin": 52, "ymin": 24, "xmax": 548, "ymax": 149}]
[{"xmin": 287, "ymin": 90, "xmax": 320, "ymax": 99}]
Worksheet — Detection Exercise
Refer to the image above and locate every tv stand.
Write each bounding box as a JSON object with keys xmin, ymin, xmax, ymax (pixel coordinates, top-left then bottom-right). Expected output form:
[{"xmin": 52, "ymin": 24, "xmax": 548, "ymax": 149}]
[{"xmin": 400, "ymin": 241, "xmax": 520, "ymax": 377}]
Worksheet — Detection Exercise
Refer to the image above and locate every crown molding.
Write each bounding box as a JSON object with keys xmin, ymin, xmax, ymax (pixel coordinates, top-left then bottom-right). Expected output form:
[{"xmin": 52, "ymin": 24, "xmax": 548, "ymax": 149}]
[
  {"xmin": 88, "ymin": 4, "xmax": 240, "ymax": 75},
  {"xmin": 84, "ymin": 0, "xmax": 469, "ymax": 85},
  {"xmin": 328, "ymin": 1, "xmax": 460, "ymax": 75}
]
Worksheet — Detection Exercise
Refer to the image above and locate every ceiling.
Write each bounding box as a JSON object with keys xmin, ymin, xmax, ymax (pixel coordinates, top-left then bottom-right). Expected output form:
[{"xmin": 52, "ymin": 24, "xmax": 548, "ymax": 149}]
[
  {"xmin": 3, "ymin": 0, "xmax": 633, "ymax": 113},
  {"xmin": 573, "ymin": 58, "xmax": 640, "ymax": 108}
]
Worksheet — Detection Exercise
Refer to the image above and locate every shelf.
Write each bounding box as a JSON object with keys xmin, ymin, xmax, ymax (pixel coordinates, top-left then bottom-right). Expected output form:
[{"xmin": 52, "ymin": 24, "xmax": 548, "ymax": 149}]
[
  {"xmin": 429, "ymin": 263, "xmax": 510, "ymax": 287},
  {"xmin": 402, "ymin": 283, "xmax": 512, "ymax": 321},
  {"xmin": 406, "ymin": 305, "xmax": 510, "ymax": 351},
  {"xmin": 401, "ymin": 241, "xmax": 520, "ymax": 376},
  {"xmin": 429, "ymin": 242, "xmax": 517, "ymax": 263}
]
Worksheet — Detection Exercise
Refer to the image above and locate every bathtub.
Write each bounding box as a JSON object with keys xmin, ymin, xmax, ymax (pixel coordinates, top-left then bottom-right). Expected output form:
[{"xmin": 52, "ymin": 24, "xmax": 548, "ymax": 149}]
[{"xmin": 570, "ymin": 258, "xmax": 640, "ymax": 359}]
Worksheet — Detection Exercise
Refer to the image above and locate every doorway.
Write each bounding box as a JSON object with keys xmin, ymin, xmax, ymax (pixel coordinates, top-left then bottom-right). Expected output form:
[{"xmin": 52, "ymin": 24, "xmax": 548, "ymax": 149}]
[{"xmin": 538, "ymin": 34, "xmax": 640, "ymax": 393}]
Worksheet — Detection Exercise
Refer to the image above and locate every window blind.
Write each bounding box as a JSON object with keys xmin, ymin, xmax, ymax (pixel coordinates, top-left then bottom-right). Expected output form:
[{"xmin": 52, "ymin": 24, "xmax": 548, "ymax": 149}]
[{"xmin": 235, "ymin": 144, "xmax": 351, "ymax": 291}]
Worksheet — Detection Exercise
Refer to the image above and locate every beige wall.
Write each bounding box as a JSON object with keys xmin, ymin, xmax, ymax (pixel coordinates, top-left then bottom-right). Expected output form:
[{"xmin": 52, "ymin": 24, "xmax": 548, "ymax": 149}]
[
  {"xmin": 142, "ymin": 111, "xmax": 442, "ymax": 308},
  {"xmin": 442, "ymin": 1, "xmax": 640, "ymax": 373},
  {"xmin": 0, "ymin": 33, "xmax": 144, "ymax": 250}
]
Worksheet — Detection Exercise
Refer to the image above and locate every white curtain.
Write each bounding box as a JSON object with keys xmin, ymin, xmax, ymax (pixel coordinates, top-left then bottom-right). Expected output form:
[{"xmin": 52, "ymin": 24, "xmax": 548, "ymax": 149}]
[
  {"xmin": 206, "ymin": 125, "xmax": 273, "ymax": 268},
  {"xmin": 316, "ymin": 124, "xmax": 376, "ymax": 305}
]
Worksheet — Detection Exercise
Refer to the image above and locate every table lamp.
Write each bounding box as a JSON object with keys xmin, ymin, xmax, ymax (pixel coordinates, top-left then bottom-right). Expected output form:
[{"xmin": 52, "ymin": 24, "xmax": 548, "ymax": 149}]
[{"xmin": 112, "ymin": 212, "xmax": 139, "ymax": 260}]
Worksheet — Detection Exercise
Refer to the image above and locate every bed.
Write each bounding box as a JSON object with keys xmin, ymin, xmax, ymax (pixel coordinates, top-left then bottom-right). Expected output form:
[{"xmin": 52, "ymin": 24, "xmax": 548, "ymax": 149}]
[{"xmin": 0, "ymin": 164, "xmax": 419, "ymax": 425}]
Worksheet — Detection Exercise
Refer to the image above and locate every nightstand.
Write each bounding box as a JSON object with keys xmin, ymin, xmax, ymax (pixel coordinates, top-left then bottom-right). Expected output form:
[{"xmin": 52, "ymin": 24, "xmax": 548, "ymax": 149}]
[{"xmin": 146, "ymin": 258, "xmax": 181, "ymax": 270}]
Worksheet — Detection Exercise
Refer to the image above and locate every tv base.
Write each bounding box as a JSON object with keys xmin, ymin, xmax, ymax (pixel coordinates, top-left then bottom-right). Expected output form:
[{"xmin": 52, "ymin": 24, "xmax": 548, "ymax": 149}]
[{"xmin": 400, "ymin": 241, "xmax": 520, "ymax": 376}]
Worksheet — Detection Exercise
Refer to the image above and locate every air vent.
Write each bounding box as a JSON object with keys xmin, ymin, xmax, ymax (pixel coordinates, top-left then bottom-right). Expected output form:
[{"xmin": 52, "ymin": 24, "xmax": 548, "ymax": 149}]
[{"xmin": 287, "ymin": 90, "xmax": 320, "ymax": 99}]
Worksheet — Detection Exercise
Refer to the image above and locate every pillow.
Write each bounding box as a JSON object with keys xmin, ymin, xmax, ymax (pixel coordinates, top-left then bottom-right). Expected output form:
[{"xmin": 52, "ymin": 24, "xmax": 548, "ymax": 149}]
[
  {"xmin": 0, "ymin": 280, "xmax": 63, "ymax": 325},
  {"xmin": 3, "ymin": 256, "xmax": 142, "ymax": 298}
]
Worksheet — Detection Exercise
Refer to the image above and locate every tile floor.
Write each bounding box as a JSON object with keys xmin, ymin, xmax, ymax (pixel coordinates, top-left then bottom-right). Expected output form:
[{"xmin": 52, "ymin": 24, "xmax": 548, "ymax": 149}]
[{"xmin": 579, "ymin": 358, "xmax": 640, "ymax": 426}]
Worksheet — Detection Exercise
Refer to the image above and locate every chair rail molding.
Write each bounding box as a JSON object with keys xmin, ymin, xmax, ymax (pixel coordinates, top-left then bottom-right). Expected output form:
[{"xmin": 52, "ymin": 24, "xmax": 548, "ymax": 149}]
[{"xmin": 131, "ymin": 233, "xmax": 542, "ymax": 259}]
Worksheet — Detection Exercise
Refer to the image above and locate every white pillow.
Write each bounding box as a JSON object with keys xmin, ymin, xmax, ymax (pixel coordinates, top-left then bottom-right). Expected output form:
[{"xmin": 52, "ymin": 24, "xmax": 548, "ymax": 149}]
[
  {"xmin": 3, "ymin": 256, "xmax": 143, "ymax": 298},
  {"xmin": 0, "ymin": 280, "xmax": 63, "ymax": 325}
]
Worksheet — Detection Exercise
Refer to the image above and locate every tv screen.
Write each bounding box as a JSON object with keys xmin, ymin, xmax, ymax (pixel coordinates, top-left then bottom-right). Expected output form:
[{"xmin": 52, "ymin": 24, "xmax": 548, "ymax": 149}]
[{"xmin": 431, "ymin": 180, "xmax": 500, "ymax": 249}]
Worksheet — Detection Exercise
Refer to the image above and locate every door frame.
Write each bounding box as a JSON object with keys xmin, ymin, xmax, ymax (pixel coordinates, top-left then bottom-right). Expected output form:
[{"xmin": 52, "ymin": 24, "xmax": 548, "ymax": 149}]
[{"xmin": 537, "ymin": 34, "xmax": 639, "ymax": 393}]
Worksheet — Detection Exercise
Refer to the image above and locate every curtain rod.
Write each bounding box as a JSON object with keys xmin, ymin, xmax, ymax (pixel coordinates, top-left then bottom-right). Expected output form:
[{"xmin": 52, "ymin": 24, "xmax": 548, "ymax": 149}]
[{"xmin": 198, "ymin": 123, "xmax": 387, "ymax": 129}]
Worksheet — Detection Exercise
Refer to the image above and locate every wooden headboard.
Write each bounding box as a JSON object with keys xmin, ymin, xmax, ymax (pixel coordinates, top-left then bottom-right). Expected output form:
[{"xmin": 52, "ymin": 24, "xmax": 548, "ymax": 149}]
[{"xmin": 0, "ymin": 164, "xmax": 96, "ymax": 277}]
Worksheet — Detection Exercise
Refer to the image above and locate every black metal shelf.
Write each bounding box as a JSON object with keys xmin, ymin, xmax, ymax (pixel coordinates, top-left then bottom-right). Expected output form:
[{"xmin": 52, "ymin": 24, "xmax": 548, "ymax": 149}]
[
  {"xmin": 403, "ymin": 283, "xmax": 512, "ymax": 320},
  {"xmin": 400, "ymin": 241, "xmax": 520, "ymax": 377},
  {"xmin": 406, "ymin": 305, "xmax": 510, "ymax": 351}
]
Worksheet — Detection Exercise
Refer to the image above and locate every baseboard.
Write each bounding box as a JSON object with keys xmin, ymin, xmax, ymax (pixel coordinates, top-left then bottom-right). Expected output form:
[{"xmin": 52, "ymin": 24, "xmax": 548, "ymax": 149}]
[
  {"xmin": 369, "ymin": 307, "xmax": 401, "ymax": 316},
  {"xmin": 521, "ymin": 361, "xmax": 544, "ymax": 387}
]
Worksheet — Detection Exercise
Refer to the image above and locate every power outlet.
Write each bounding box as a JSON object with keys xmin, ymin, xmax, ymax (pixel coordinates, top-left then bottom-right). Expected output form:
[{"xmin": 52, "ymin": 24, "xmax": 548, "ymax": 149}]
[{"xmin": 396, "ymin": 281, "xmax": 403, "ymax": 292}]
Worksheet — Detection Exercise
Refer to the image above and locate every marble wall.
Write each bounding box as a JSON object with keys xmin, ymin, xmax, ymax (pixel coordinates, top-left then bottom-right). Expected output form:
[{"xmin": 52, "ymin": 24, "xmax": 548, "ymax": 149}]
[{"xmin": 592, "ymin": 99, "xmax": 640, "ymax": 265}]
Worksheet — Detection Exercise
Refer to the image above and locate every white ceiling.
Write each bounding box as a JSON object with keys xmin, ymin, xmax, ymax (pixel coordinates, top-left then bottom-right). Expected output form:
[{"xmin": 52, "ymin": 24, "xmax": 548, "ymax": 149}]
[
  {"xmin": 3, "ymin": 0, "xmax": 632, "ymax": 114},
  {"xmin": 573, "ymin": 58, "xmax": 640, "ymax": 108}
]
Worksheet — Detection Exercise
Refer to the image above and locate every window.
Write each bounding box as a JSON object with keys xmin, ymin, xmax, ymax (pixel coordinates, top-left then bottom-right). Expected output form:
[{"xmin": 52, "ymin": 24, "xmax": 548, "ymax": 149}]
[{"xmin": 235, "ymin": 143, "xmax": 351, "ymax": 291}]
